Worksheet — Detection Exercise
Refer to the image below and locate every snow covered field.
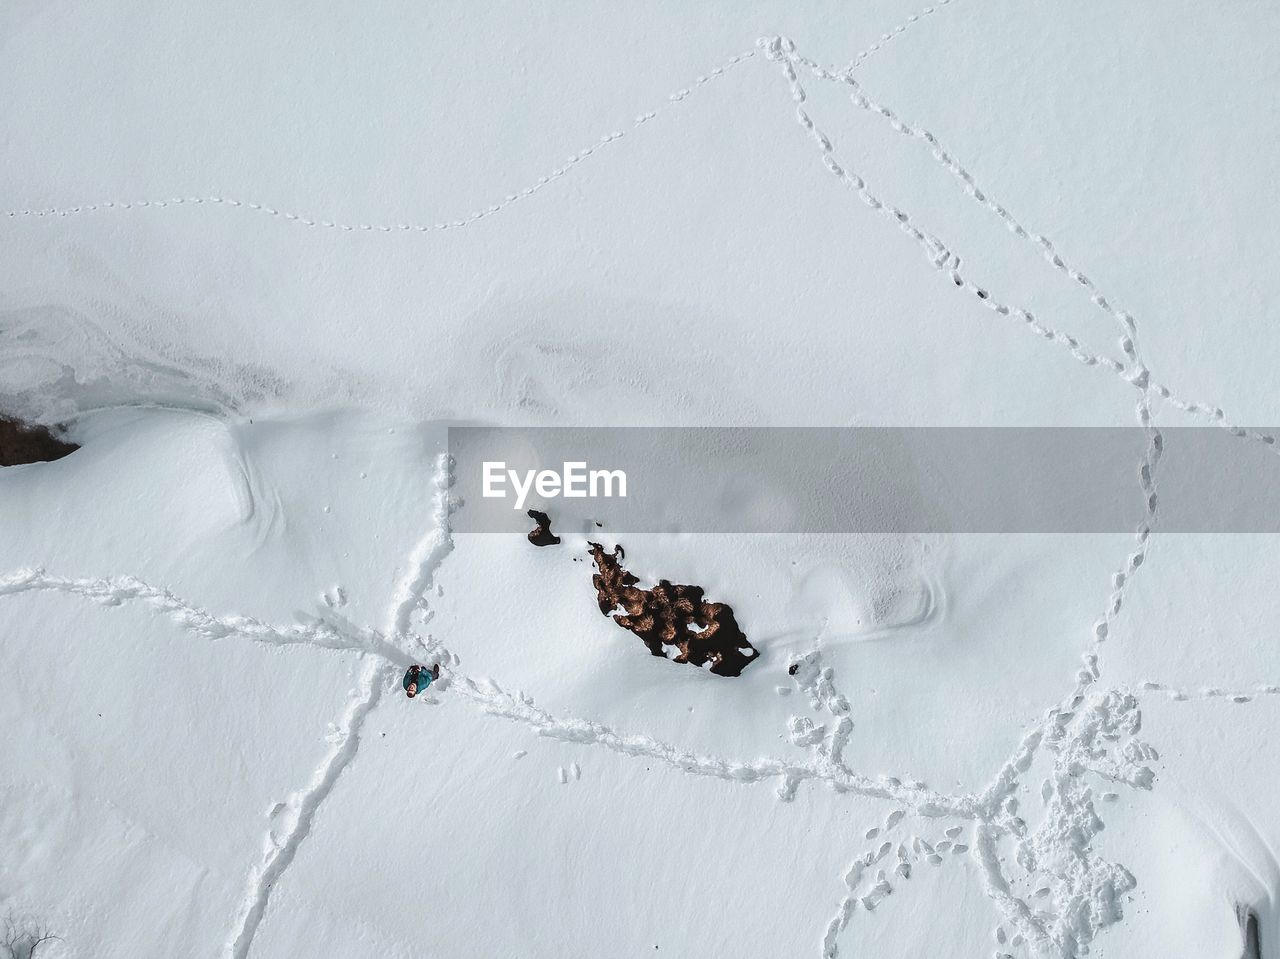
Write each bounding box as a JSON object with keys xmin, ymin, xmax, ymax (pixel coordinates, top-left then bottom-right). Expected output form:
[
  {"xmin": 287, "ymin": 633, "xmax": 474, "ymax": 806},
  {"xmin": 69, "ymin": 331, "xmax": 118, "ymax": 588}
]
[{"xmin": 3, "ymin": 2, "xmax": 1280, "ymax": 957}]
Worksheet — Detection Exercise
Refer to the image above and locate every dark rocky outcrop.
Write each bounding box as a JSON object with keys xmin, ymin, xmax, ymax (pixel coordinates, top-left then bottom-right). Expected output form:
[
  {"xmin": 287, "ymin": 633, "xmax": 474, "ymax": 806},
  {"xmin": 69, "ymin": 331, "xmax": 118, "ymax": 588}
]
[
  {"xmin": 0, "ymin": 417, "xmax": 78, "ymax": 467},
  {"xmin": 527, "ymin": 509, "xmax": 560, "ymax": 547},
  {"xmin": 587, "ymin": 542, "xmax": 758, "ymax": 677}
]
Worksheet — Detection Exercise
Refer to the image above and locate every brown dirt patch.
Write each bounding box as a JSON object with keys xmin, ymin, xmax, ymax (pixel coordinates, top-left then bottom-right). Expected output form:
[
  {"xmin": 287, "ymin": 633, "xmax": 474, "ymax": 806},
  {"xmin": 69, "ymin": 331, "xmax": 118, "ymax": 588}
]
[
  {"xmin": 587, "ymin": 542, "xmax": 759, "ymax": 677},
  {"xmin": 0, "ymin": 417, "xmax": 78, "ymax": 467}
]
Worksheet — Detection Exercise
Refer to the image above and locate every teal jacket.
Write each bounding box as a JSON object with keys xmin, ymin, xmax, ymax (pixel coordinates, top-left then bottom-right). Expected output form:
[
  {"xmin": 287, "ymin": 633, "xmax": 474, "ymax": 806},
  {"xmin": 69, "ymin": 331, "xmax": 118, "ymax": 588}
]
[{"xmin": 403, "ymin": 665, "xmax": 434, "ymax": 696}]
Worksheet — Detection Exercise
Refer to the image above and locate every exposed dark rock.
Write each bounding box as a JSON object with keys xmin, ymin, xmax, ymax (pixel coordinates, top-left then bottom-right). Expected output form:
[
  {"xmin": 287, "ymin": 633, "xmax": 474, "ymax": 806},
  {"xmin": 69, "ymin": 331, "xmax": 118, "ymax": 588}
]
[
  {"xmin": 527, "ymin": 509, "xmax": 560, "ymax": 547},
  {"xmin": 0, "ymin": 417, "xmax": 78, "ymax": 467},
  {"xmin": 586, "ymin": 541, "xmax": 759, "ymax": 677}
]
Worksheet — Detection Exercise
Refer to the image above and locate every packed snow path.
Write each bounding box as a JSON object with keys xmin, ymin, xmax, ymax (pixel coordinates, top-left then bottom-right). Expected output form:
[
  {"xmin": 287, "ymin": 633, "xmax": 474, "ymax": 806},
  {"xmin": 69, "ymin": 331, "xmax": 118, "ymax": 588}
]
[{"xmin": 4, "ymin": 7, "xmax": 1278, "ymax": 959}]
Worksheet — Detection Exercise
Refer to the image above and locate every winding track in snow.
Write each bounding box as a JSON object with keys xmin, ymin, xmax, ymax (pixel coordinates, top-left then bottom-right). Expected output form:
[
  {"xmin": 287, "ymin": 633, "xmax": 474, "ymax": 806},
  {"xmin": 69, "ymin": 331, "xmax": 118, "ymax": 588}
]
[
  {"xmin": 1, "ymin": 1, "xmax": 953, "ymax": 233},
  {"xmin": 1, "ymin": 49, "xmax": 756, "ymax": 234},
  {"xmin": 763, "ymin": 32, "xmax": 1176, "ymax": 954},
  {"xmin": 4, "ymin": 6, "xmax": 1269, "ymax": 462}
]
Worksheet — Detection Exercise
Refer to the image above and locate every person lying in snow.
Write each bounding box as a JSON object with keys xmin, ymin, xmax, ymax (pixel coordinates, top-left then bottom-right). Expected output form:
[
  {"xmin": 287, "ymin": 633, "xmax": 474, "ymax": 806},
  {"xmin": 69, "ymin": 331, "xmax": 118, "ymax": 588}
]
[{"xmin": 403, "ymin": 663, "xmax": 440, "ymax": 698}]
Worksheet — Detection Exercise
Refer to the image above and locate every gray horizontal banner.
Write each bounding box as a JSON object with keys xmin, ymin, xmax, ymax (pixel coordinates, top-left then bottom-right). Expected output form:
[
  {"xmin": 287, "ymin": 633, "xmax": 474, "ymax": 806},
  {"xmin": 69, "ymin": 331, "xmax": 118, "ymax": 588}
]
[{"xmin": 447, "ymin": 427, "xmax": 1280, "ymax": 534}]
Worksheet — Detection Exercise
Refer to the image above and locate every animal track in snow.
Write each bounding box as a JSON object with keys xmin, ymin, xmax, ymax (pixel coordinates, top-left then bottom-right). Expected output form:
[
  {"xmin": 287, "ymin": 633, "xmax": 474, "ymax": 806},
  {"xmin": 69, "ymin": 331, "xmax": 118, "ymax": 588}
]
[
  {"xmin": 770, "ymin": 35, "xmax": 1274, "ymax": 464},
  {"xmin": 758, "ymin": 31, "xmax": 1219, "ymax": 957},
  {"xmin": 0, "ymin": 1, "xmax": 960, "ymax": 237},
  {"xmin": 1135, "ymin": 680, "xmax": 1280, "ymax": 704},
  {"xmin": 823, "ymin": 820, "xmax": 967, "ymax": 957},
  {"xmin": 4, "ymin": 11, "xmax": 1269, "ymax": 467},
  {"xmin": 2, "ymin": 49, "xmax": 756, "ymax": 234}
]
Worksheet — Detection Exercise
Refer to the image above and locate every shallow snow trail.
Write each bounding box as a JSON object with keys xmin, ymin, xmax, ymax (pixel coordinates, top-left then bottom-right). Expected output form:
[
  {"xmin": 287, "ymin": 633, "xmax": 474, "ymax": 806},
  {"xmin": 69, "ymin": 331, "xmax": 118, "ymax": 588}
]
[
  {"xmin": 780, "ymin": 34, "xmax": 1185, "ymax": 694},
  {"xmin": 222, "ymin": 453, "xmax": 455, "ymax": 959},
  {"xmin": 0, "ymin": 568, "xmax": 409, "ymax": 662},
  {"xmin": 821, "ymin": 821, "xmax": 969, "ymax": 958},
  {"xmin": 760, "ymin": 34, "xmax": 1200, "ymax": 957},
  {"xmin": 842, "ymin": 0, "xmax": 959, "ymax": 74},
  {"xmin": 0, "ymin": 49, "xmax": 756, "ymax": 233},
  {"xmin": 0, "ymin": 2, "xmax": 955, "ymax": 231},
  {"xmin": 0, "ymin": 559, "xmax": 979, "ymax": 819},
  {"xmin": 764, "ymin": 40, "xmax": 1120, "ymax": 379},
  {"xmin": 1135, "ymin": 681, "xmax": 1280, "ymax": 704},
  {"xmin": 790, "ymin": 39, "xmax": 1279, "ymax": 456},
  {"xmin": 447, "ymin": 665, "xmax": 977, "ymax": 817},
  {"xmin": 387, "ymin": 454, "xmax": 456, "ymax": 643},
  {"xmin": 225, "ymin": 657, "xmax": 392, "ymax": 959}
]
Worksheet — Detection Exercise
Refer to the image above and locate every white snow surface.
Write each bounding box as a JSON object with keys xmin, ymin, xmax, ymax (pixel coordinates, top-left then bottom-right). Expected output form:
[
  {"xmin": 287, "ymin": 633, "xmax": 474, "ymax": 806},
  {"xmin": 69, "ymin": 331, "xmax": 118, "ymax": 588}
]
[{"xmin": 3, "ymin": 2, "xmax": 1280, "ymax": 958}]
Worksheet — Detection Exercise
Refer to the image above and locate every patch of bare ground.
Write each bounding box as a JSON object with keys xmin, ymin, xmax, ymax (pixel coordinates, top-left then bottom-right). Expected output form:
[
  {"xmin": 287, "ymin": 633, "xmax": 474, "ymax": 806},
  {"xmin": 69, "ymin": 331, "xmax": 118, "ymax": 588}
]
[
  {"xmin": 587, "ymin": 542, "xmax": 759, "ymax": 676},
  {"xmin": 0, "ymin": 417, "xmax": 78, "ymax": 467},
  {"xmin": 526, "ymin": 509, "xmax": 561, "ymax": 547}
]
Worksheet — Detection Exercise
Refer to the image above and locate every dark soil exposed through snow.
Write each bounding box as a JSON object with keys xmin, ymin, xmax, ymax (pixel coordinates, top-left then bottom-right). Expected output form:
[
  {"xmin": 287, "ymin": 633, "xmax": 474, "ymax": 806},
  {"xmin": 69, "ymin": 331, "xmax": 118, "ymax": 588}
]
[
  {"xmin": 587, "ymin": 542, "xmax": 758, "ymax": 677},
  {"xmin": 526, "ymin": 509, "xmax": 561, "ymax": 547},
  {"xmin": 0, "ymin": 418, "xmax": 78, "ymax": 467}
]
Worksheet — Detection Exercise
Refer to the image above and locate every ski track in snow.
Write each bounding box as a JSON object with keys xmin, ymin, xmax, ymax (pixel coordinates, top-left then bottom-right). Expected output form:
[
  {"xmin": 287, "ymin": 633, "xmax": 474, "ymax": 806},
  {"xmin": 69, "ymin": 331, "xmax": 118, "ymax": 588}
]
[{"xmin": 3, "ymin": 8, "xmax": 1279, "ymax": 958}]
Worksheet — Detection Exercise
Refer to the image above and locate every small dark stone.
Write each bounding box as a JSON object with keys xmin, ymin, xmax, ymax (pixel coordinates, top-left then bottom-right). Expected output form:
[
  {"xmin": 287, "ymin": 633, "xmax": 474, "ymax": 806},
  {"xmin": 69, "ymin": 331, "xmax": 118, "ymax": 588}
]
[{"xmin": 788, "ymin": 663, "xmax": 799, "ymax": 676}]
